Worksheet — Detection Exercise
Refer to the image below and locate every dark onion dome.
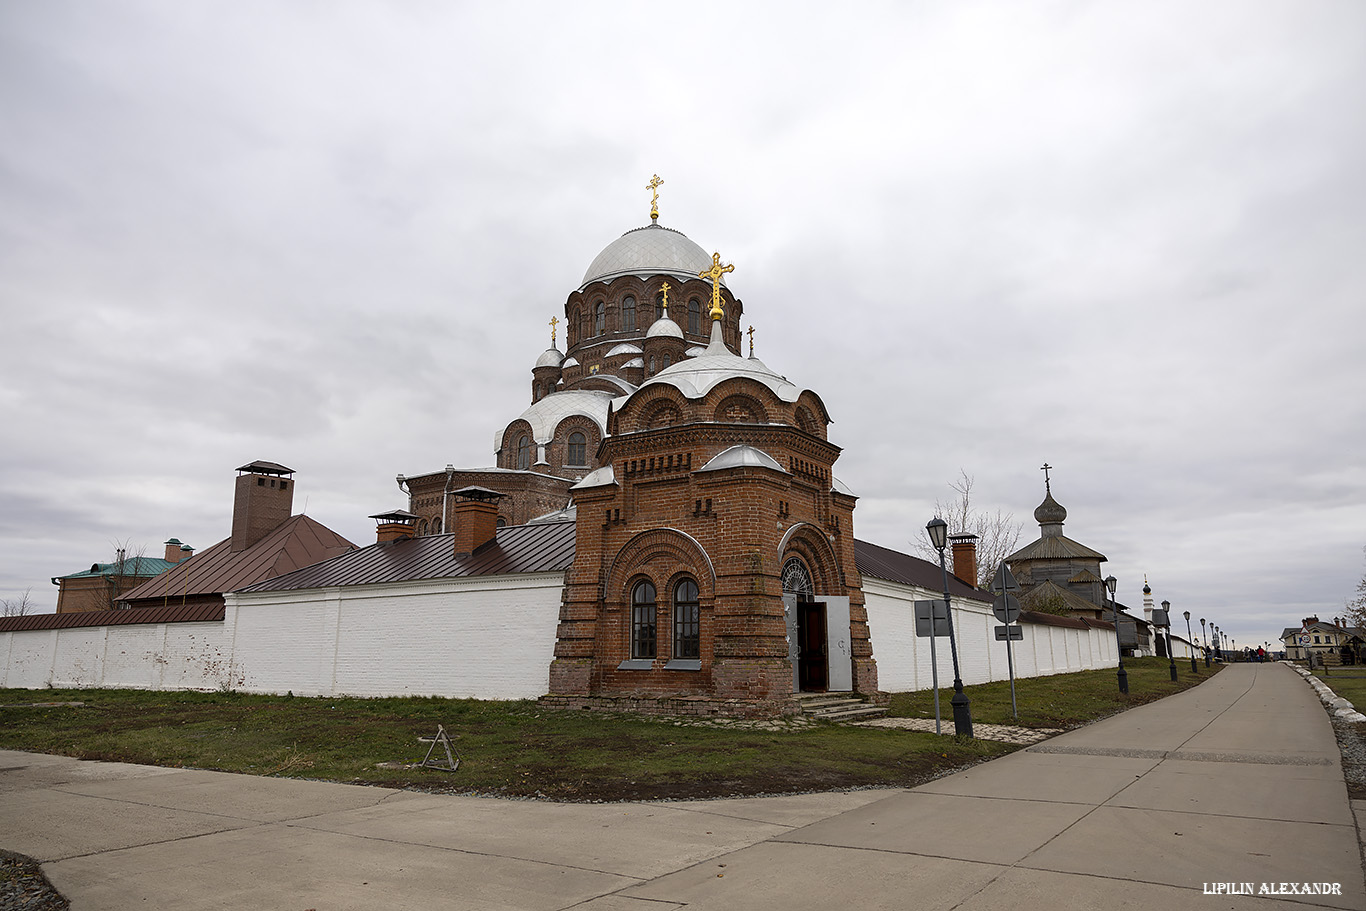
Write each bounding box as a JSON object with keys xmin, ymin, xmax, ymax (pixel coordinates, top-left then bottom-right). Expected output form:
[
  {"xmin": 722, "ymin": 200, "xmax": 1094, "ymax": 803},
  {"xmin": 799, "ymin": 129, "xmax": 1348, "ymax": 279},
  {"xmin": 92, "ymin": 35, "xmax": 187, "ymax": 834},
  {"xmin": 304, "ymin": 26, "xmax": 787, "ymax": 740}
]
[{"xmin": 1034, "ymin": 490, "xmax": 1067, "ymax": 526}]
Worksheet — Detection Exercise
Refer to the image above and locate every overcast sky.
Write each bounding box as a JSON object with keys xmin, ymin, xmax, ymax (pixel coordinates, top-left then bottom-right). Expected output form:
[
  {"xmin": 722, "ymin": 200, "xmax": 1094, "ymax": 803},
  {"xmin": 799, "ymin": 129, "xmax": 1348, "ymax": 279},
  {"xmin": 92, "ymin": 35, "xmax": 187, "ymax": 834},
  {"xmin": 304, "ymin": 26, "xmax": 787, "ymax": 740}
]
[{"xmin": 3, "ymin": 1, "xmax": 1363, "ymax": 657}]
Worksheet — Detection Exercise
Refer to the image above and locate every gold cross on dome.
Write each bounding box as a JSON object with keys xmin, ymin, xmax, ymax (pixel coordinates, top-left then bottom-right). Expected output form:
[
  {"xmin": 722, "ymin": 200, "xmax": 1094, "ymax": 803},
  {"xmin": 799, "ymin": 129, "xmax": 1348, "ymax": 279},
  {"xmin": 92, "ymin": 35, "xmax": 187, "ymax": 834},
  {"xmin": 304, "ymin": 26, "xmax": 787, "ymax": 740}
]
[
  {"xmin": 549, "ymin": 316, "xmax": 559, "ymax": 346},
  {"xmin": 747, "ymin": 325, "xmax": 755, "ymax": 356},
  {"xmin": 646, "ymin": 174, "xmax": 663, "ymax": 221},
  {"xmin": 660, "ymin": 281, "xmax": 670, "ymax": 316},
  {"xmin": 699, "ymin": 252, "xmax": 734, "ymax": 320}
]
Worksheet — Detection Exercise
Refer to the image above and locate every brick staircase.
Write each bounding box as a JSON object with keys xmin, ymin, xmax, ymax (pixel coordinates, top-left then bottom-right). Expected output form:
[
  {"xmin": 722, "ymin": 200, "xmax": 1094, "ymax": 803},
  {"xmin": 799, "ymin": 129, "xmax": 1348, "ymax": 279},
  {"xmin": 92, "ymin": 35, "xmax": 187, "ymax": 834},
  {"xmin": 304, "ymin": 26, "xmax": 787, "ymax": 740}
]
[{"xmin": 794, "ymin": 692, "xmax": 888, "ymax": 722}]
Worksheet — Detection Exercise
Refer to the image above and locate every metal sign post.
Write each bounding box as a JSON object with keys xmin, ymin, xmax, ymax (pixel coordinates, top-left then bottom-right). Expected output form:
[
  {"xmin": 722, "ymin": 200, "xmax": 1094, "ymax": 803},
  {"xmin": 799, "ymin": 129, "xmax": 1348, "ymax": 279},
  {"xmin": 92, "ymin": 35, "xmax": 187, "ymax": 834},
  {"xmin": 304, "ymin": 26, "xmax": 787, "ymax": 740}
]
[
  {"xmin": 914, "ymin": 599, "xmax": 949, "ymax": 734},
  {"xmin": 991, "ymin": 563, "xmax": 1022, "ymax": 720}
]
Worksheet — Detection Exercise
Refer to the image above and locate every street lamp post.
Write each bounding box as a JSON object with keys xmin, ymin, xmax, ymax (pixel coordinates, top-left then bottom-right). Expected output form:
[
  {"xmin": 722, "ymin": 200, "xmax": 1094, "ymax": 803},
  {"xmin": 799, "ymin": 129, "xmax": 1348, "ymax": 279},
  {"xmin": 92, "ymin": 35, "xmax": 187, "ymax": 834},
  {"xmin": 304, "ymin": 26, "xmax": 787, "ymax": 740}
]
[
  {"xmin": 1163, "ymin": 599, "xmax": 1177, "ymax": 681},
  {"xmin": 927, "ymin": 517, "xmax": 973, "ymax": 738},
  {"xmin": 1185, "ymin": 610, "xmax": 1198, "ymax": 673},
  {"xmin": 1201, "ymin": 618, "xmax": 1210, "ymax": 667},
  {"xmin": 1107, "ymin": 575, "xmax": 1127, "ymax": 694}
]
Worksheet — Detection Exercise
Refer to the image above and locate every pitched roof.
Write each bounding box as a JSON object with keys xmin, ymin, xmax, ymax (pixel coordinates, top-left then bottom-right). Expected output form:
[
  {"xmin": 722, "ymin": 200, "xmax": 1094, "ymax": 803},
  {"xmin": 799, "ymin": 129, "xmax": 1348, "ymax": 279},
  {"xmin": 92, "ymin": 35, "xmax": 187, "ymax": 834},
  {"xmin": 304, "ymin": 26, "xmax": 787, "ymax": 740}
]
[
  {"xmin": 852, "ymin": 539, "xmax": 991, "ymax": 604},
  {"xmin": 239, "ymin": 518, "xmax": 576, "ymax": 593},
  {"xmin": 57, "ymin": 556, "xmax": 178, "ymax": 581},
  {"xmin": 0, "ymin": 602, "xmax": 224, "ymax": 634},
  {"xmin": 118, "ymin": 514, "xmax": 356, "ymax": 604},
  {"xmin": 1018, "ymin": 580, "xmax": 1106, "ymax": 616},
  {"xmin": 1006, "ymin": 533, "xmax": 1107, "ymax": 563}
]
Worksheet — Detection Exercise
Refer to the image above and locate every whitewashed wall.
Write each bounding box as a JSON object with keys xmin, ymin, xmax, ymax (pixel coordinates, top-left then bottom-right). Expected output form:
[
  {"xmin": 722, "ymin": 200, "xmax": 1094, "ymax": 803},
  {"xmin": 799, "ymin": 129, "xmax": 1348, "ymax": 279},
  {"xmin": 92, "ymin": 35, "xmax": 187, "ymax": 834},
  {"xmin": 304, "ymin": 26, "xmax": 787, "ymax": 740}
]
[
  {"xmin": 5, "ymin": 571, "xmax": 1119, "ymax": 699},
  {"xmin": 1, "ymin": 573, "xmax": 565, "ymax": 699},
  {"xmin": 864, "ymin": 577, "xmax": 1118, "ymax": 692}
]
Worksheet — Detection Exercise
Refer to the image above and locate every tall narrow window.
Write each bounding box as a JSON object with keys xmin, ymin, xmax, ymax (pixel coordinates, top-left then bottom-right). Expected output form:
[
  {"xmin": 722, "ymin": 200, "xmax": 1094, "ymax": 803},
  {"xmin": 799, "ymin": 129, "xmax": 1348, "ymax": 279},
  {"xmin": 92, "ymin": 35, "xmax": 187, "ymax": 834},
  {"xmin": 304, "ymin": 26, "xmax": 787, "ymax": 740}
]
[
  {"xmin": 674, "ymin": 579, "xmax": 700, "ymax": 659},
  {"xmin": 622, "ymin": 296, "xmax": 636, "ymax": 332},
  {"xmin": 688, "ymin": 298, "xmax": 701, "ymax": 334},
  {"xmin": 567, "ymin": 431, "xmax": 586, "ymax": 466},
  {"xmin": 595, "ymin": 300, "xmax": 606, "ymax": 336},
  {"xmin": 517, "ymin": 435, "xmax": 530, "ymax": 470},
  {"xmin": 655, "ymin": 292, "xmax": 665, "ymax": 320},
  {"xmin": 632, "ymin": 581, "xmax": 657, "ymax": 659}
]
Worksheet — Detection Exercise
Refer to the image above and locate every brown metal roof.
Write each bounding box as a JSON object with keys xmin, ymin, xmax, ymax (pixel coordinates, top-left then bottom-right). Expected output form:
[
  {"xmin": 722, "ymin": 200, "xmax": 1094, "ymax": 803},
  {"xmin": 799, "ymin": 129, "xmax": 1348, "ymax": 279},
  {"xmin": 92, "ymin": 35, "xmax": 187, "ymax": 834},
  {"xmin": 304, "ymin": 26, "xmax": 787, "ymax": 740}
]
[
  {"xmin": 118, "ymin": 514, "xmax": 356, "ymax": 605},
  {"xmin": 853, "ymin": 539, "xmax": 991, "ymax": 604},
  {"xmin": 240, "ymin": 518, "xmax": 577, "ymax": 593},
  {"xmin": 0, "ymin": 601, "xmax": 225, "ymax": 634}
]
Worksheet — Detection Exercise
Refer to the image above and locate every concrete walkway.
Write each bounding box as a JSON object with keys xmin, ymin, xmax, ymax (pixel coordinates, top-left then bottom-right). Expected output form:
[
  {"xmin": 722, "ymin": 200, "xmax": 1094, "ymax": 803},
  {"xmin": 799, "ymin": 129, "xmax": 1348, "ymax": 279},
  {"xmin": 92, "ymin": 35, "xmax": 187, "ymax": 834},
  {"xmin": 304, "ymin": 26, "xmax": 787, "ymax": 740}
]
[{"xmin": 2, "ymin": 662, "xmax": 1362, "ymax": 910}]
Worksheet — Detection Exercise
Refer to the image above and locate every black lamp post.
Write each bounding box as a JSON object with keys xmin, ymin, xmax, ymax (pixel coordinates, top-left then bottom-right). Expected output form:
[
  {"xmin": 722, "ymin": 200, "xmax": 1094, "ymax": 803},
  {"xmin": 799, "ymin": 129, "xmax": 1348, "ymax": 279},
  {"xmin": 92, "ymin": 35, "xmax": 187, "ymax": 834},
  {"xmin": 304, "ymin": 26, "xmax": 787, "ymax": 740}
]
[
  {"xmin": 927, "ymin": 517, "xmax": 973, "ymax": 738},
  {"xmin": 1107, "ymin": 575, "xmax": 1127, "ymax": 694},
  {"xmin": 1163, "ymin": 599, "xmax": 1177, "ymax": 681},
  {"xmin": 1185, "ymin": 610, "xmax": 1198, "ymax": 673},
  {"xmin": 1201, "ymin": 618, "xmax": 1210, "ymax": 667}
]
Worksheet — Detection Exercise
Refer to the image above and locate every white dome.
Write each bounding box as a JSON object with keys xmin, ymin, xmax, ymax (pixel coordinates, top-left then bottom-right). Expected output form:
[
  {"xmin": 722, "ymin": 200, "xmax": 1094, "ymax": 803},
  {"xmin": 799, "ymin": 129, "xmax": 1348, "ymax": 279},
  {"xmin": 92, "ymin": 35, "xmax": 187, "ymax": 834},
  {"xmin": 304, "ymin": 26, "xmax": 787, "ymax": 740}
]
[
  {"xmin": 535, "ymin": 347, "xmax": 564, "ymax": 369},
  {"xmin": 507, "ymin": 389, "xmax": 613, "ymax": 444},
  {"xmin": 581, "ymin": 224, "xmax": 722, "ymax": 289},
  {"xmin": 646, "ymin": 315, "xmax": 684, "ymax": 340},
  {"xmin": 637, "ymin": 324, "xmax": 801, "ymax": 403}
]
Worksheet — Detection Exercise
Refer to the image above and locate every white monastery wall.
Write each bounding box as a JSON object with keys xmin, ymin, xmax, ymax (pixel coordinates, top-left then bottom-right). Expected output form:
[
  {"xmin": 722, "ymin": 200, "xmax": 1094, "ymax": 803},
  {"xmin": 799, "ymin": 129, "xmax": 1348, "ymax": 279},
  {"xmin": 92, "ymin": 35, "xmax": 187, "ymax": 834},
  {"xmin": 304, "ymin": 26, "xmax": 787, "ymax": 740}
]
[
  {"xmin": 863, "ymin": 577, "xmax": 1118, "ymax": 693},
  {"xmin": 0, "ymin": 573, "xmax": 565, "ymax": 699},
  {"xmin": 6, "ymin": 572, "xmax": 1119, "ymax": 699}
]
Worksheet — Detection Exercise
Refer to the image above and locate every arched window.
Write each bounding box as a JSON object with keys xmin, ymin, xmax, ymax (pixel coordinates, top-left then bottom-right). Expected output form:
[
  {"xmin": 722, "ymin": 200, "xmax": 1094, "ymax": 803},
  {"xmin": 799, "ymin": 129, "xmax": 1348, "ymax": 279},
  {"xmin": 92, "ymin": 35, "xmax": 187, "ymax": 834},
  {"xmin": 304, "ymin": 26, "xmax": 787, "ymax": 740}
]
[
  {"xmin": 496, "ymin": 517, "xmax": 507, "ymax": 528},
  {"xmin": 622, "ymin": 296, "xmax": 636, "ymax": 332},
  {"xmin": 649, "ymin": 356, "xmax": 656, "ymax": 374},
  {"xmin": 567, "ymin": 431, "xmax": 587, "ymax": 467},
  {"xmin": 655, "ymin": 292, "xmax": 665, "ymax": 320},
  {"xmin": 595, "ymin": 300, "xmax": 606, "ymax": 336},
  {"xmin": 782, "ymin": 556, "xmax": 815, "ymax": 601},
  {"xmin": 516, "ymin": 435, "xmax": 530, "ymax": 470},
  {"xmin": 631, "ymin": 580, "xmax": 657, "ymax": 659},
  {"xmin": 418, "ymin": 519, "xmax": 429, "ymax": 536},
  {"xmin": 674, "ymin": 578, "xmax": 700, "ymax": 659},
  {"xmin": 688, "ymin": 298, "xmax": 701, "ymax": 334},
  {"xmin": 431, "ymin": 517, "xmax": 442, "ymax": 534},
  {"xmin": 662, "ymin": 354, "xmax": 670, "ymax": 369},
  {"xmin": 570, "ymin": 308, "xmax": 580, "ymax": 346}
]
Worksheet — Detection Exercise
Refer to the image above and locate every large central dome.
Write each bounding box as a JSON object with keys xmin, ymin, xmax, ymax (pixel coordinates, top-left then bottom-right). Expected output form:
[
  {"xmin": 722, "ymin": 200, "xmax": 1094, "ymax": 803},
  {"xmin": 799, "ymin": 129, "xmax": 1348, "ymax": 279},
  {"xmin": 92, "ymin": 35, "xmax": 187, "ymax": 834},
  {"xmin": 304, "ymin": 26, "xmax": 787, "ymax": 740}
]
[{"xmin": 580, "ymin": 224, "xmax": 722, "ymax": 289}]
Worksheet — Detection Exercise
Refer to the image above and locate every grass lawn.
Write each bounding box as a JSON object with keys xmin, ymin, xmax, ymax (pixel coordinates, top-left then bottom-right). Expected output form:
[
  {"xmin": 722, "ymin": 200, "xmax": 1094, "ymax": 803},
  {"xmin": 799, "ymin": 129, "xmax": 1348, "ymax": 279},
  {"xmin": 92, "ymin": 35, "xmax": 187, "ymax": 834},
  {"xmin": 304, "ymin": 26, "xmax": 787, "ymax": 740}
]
[
  {"xmin": 0, "ymin": 657, "xmax": 1218, "ymax": 801},
  {"xmin": 1309, "ymin": 667, "xmax": 1366, "ymax": 712}
]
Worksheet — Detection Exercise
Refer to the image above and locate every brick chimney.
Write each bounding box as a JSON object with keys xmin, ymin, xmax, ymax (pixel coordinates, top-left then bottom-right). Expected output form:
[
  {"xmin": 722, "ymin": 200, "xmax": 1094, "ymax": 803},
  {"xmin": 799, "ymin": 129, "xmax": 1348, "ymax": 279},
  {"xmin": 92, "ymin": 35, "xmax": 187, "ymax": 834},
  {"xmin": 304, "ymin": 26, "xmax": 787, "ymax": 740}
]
[
  {"xmin": 451, "ymin": 486, "xmax": 505, "ymax": 558},
  {"xmin": 369, "ymin": 510, "xmax": 418, "ymax": 544},
  {"xmin": 232, "ymin": 461, "xmax": 295, "ymax": 552},
  {"xmin": 163, "ymin": 538, "xmax": 191, "ymax": 563},
  {"xmin": 949, "ymin": 533, "xmax": 978, "ymax": 587}
]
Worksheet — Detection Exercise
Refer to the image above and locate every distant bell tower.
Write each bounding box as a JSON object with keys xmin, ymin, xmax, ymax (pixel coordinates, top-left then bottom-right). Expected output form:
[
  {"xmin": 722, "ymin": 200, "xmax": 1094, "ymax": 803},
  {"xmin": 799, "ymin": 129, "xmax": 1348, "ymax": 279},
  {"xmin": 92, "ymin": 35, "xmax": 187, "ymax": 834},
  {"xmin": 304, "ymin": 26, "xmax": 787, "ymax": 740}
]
[{"xmin": 232, "ymin": 461, "xmax": 295, "ymax": 552}]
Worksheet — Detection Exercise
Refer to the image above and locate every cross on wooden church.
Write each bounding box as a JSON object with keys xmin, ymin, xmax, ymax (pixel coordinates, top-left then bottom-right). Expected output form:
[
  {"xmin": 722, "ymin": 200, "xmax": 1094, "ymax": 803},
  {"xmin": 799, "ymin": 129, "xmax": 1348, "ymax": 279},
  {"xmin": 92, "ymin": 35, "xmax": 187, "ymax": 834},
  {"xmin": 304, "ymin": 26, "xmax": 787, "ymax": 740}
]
[
  {"xmin": 699, "ymin": 252, "xmax": 734, "ymax": 320},
  {"xmin": 1041, "ymin": 462, "xmax": 1053, "ymax": 493}
]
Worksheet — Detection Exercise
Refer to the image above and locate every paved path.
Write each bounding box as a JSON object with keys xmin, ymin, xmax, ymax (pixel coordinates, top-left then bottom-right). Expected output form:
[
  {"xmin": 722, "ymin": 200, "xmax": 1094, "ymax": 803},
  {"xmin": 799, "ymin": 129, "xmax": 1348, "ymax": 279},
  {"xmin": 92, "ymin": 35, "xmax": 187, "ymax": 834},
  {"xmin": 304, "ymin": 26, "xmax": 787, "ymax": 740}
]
[{"xmin": 2, "ymin": 662, "xmax": 1363, "ymax": 910}]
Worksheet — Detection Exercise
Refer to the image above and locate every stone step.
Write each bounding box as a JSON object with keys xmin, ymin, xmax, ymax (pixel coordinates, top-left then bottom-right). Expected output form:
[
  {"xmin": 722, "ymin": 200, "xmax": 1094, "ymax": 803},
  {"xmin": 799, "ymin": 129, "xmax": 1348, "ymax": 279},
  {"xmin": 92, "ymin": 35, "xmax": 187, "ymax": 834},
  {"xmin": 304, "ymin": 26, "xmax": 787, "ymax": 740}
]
[{"xmin": 794, "ymin": 693, "xmax": 888, "ymax": 722}]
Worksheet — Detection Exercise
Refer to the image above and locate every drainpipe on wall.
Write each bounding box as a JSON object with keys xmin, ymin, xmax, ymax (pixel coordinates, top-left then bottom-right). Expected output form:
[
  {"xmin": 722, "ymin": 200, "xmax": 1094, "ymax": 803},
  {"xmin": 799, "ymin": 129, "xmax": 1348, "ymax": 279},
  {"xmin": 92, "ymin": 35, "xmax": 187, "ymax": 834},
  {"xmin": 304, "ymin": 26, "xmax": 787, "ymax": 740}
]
[{"xmin": 442, "ymin": 464, "xmax": 455, "ymax": 533}]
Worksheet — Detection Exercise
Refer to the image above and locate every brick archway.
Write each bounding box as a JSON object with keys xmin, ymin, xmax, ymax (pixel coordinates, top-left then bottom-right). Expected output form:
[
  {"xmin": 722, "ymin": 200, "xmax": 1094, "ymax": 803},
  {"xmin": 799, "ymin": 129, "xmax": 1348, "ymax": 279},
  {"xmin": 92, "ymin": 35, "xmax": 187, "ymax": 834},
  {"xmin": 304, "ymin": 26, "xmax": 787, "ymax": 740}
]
[
  {"xmin": 778, "ymin": 522, "xmax": 844, "ymax": 597},
  {"xmin": 604, "ymin": 527, "xmax": 717, "ymax": 605}
]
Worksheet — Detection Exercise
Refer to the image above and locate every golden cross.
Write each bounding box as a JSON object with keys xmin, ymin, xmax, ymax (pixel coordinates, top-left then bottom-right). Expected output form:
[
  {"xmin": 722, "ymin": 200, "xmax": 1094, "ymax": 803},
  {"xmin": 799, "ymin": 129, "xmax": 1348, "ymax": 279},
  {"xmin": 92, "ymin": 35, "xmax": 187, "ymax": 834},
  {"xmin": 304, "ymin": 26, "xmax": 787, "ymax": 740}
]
[
  {"xmin": 699, "ymin": 252, "xmax": 734, "ymax": 320},
  {"xmin": 660, "ymin": 281, "xmax": 670, "ymax": 316},
  {"xmin": 747, "ymin": 325, "xmax": 755, "ymax": 356},
  {"xmin": 549, "ymin": 316, "xmax": 559, "ymax": 346},
  {"xmin": 646, "ymin": 174, "xmax": 663, "ymax": 221}
]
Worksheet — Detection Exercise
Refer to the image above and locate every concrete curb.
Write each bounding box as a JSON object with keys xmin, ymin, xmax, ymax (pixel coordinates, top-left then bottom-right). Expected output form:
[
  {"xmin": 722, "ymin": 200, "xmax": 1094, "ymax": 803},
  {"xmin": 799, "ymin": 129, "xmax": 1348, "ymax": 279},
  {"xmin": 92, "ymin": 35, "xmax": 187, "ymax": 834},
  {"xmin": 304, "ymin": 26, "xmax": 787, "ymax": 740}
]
[{"xmin": 1291, "ymin": 664, "xmax": 1366, "ymax": 722}]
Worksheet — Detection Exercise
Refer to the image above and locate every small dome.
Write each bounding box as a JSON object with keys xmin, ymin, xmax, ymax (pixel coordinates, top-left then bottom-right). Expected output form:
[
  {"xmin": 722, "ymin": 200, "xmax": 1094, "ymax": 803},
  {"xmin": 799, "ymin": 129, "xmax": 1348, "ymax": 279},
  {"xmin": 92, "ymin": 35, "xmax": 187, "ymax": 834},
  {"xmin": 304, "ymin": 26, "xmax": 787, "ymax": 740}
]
[
  {"xmin": 581, "ymin": 224, "xmax": 720, "ymax": 289},
  {"xmin": 1034, "ymin": 491, "xmax": 1067, "ymax": 526},
  {"xmin": 646, "ymin": 315, "xmax": 684, "ymax": 340},
  {"xmin": 535, "ymin": 347, "xmax": 563, "ymax": 369}
]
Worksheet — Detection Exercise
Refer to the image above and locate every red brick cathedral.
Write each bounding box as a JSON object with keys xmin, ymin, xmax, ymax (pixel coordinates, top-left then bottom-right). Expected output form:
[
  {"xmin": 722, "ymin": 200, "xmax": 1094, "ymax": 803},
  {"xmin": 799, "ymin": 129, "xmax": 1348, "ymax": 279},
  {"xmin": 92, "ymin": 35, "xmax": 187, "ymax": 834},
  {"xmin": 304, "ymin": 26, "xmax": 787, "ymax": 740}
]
[{"xmin": 402, "ymin": 180, "xmax": 876, "ymax": 715}]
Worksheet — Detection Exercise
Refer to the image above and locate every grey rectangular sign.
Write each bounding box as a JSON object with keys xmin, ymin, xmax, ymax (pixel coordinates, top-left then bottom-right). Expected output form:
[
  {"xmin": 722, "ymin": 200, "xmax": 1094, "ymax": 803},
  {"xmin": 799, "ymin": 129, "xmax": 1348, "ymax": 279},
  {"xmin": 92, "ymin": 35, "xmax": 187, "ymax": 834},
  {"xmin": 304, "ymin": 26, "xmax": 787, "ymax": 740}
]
[
  {"xmin": 995, "ymin": 625, "xmax": 1024, "ymax": 641},
  {"xmin": 1152, "ymin": 609, "xmax": 1170, "ymax": 627},
  {"xmin": 915, "ymin": 600, "xmax": 950, "ymax": 638}
]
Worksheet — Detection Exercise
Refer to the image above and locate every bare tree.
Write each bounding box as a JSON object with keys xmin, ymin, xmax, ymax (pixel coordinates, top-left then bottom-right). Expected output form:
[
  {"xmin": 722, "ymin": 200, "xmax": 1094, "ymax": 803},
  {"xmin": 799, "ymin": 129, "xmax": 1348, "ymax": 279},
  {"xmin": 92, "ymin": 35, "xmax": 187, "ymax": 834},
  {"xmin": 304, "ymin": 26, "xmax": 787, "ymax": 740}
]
[
  {"xmin": 1, "ymin": 588, "xmax": 34, "ymax": 617},
  {"xmin": 1346, "ymin": 546, "xmax": 1366, "ymax": 629},
  {"xmin": 913, "ymin": 470, "xmax": 1023, "ymax": 589}
]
